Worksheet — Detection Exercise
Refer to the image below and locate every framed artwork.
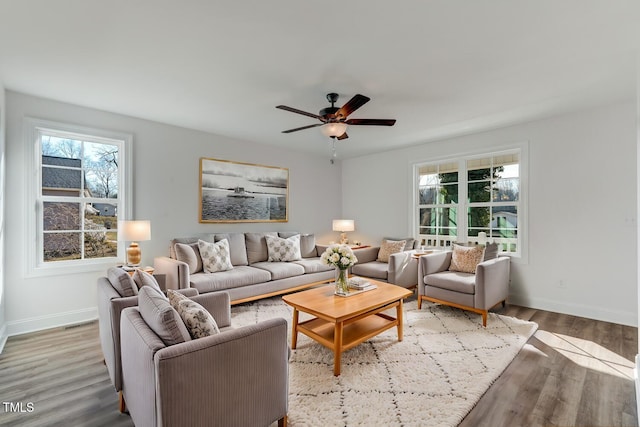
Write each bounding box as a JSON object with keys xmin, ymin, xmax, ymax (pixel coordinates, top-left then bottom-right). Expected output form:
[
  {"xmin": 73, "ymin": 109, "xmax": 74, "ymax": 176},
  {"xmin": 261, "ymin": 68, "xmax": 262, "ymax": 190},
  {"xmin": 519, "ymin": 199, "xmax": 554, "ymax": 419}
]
[{"xmin": 199, "ymin": 157, "xmax": 289, "ymax": 223}]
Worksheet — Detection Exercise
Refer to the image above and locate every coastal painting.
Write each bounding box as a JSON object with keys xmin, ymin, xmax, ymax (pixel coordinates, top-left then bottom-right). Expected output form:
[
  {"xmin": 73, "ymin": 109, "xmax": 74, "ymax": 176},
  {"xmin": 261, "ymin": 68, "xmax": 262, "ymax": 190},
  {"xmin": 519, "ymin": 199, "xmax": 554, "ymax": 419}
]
[{"xmin": 199, "ymin": 157, "xmax": 289, "ymax": 223}]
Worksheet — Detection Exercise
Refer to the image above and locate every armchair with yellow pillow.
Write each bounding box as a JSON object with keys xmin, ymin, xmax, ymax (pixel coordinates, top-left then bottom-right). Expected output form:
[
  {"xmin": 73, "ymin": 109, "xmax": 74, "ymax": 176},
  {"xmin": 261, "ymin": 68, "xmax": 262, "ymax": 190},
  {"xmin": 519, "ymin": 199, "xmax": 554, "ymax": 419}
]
[
  {"xmin": 350, "ymin": 237, "xmax": 419, "ymax": 289},
  {"xmin": 417, "ymin": 243, "xmax": 510, "ymax": 326}
]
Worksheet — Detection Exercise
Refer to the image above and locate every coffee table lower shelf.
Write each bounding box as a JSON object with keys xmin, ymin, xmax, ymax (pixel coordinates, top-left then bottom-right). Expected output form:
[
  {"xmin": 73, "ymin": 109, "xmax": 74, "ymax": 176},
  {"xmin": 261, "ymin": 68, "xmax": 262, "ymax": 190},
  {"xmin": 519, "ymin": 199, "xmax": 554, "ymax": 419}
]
[{"xmin": 298, "ymin": 312, "xmax": 398, "ymax": 352}]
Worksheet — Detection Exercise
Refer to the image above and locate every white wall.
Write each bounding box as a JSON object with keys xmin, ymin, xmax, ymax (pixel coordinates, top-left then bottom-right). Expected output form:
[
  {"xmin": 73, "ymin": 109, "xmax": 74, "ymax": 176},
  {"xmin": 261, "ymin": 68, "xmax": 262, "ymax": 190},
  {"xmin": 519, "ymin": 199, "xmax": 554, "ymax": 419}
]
[
  {"xmin": 343, "ymin": 101, "xmax": 638, "ymax": 326},
  {"xmin": 0, "ymin": 84, "xmax": 6, "ymax": 351},
  {"xmin": 4, "ymin": 91, "xmax": 342, "ymax": 336}
]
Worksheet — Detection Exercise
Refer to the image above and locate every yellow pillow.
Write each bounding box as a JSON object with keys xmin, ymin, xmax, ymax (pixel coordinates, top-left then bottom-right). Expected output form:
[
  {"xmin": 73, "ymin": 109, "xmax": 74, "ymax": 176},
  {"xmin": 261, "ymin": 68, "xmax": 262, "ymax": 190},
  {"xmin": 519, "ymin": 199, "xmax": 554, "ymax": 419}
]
[
  {"xmin": 377, "ymin": 240, "xmax": 407, "ymax": 263},
  {"xmin": 449, "ymin": 244, "xmax": 485, "ymax": 274}
]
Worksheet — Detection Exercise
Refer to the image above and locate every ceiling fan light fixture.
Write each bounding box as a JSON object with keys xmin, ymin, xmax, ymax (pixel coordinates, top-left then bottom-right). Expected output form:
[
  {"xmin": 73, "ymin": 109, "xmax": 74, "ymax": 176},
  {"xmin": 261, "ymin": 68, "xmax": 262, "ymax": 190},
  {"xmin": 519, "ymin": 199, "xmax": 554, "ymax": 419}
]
[{"xmin": 320, "ymin": 122, "xmax": 348, "ymax": 138}]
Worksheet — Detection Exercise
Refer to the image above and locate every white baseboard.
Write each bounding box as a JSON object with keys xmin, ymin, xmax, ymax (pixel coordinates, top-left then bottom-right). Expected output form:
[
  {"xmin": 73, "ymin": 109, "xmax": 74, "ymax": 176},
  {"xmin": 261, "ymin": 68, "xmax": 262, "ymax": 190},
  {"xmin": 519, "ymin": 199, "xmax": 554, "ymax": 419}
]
[
  {"xmin": 0, "ymin": 323, "xmax": 8, "ymax": 354},
  {"xmin": 5, "ymin": 307, "xmax": 98, "ymax": 338},
  {"xmin": 508, "ymin": 293, "xmax": 637, "ymax": 327}
]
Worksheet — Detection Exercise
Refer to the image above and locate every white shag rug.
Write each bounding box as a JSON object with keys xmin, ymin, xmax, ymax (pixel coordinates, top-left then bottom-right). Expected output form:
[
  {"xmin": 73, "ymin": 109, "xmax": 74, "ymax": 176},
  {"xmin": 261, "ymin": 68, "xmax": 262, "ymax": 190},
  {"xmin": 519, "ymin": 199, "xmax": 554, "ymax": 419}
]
[{"xmin": 232, "ymin": 296, "xmax": 537, "ymax": 427}]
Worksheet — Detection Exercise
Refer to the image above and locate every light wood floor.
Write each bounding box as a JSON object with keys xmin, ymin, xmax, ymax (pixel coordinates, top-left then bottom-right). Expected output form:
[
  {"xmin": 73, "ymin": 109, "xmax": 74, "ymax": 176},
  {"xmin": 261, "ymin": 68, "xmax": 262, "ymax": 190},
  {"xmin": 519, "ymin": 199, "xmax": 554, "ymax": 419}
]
[{"xmin": 0, "ymin": 304, "xmax": 636, "ymax": 427}]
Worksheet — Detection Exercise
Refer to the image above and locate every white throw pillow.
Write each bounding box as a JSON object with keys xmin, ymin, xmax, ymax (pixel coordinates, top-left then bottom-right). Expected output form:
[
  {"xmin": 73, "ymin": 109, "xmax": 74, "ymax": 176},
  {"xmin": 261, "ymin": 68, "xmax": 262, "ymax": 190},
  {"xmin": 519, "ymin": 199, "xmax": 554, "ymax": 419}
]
[
  {"xmin": 265, "ymin": 234, "xmax": 302, "ymax": 262},
  {"xmin": 198, "ymin": 239, "xmax": 233, "ymax": 273},
  {"xmin": 167, "ymin": 290, "xmax": 220, "ymax": 338}
]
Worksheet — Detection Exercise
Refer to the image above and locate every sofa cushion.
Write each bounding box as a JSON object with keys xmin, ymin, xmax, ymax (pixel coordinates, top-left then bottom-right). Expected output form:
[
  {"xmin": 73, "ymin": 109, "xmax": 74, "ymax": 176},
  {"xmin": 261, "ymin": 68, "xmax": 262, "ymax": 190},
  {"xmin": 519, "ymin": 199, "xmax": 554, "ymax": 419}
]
[
  {"xmin": 213, "ymin": 233, "xmax": 249, "ymax": 266},
  {"xmin": 199, "ymin": 239, "xmax": 234, "ymax": 273},
  {"xmin": 175, "ymin": 242, "xmax": 203, "ymax": 274},
  {"xmin": 251, "ymin": 261, "xmax": 305, "ymax": 280},
  {"xmin": 189, "ymin": 266, "xmax": 272, "ymax": 293},
  {"xmin": 167, "ymin": 290, "xmax": 220, "ymax": 338},
  {"xmin": 107, "ymin": 267, "xmax": 138, "ymax": 297},
  {"xmin": 449, "ymin": 244, "xmax": 485, "ymax": 274},
  {"xmin": 132, "ymin": 269, "xmax": 164, "ymax": 296},
  {"xmin": 377, "ymin": 240, "xmax": 406, "ymax": 263},
  {"xmin": 245, "ymin": 232, "xmax": 277, "ymax": 264},
  {"xmin": 384, "ymin": 236, "xmax": 416, "ymax": 251},
  {"xmin": 292, "ymin": 257, "xmax": 334, "ymax": 274},
  {"xmin": 265, "ymin": 234, "xmax": 301, "ymax": 262},
  {"xmin": 299, "ymin": 234, "xmax": 318, "ymax": 258},
  {"xmin": 352, "ymin": 261, "xmax": 389, "ymax": 280},
  {"xmin": 483, "ymin": 242, "xmax": 499, "ymax": 261},
  {"xmin": 424, "ymin": 270, "xmax": 476, "ymax": 294},
  {"xmin": 137, "ymin": 286, "xmax": 191, "ymax": 346}
]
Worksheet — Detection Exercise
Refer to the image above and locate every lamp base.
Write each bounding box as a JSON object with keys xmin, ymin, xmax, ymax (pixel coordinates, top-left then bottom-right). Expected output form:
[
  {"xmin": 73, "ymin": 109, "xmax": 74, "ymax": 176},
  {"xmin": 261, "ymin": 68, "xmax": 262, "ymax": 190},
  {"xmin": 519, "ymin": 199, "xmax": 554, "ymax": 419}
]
[
  {"xmin": 339, "ymin": 232, "xmax": 349, "ymax": 245},
  {"xmin": 126, "ymin": 242, "xmax": 141, "ymax": 267}
]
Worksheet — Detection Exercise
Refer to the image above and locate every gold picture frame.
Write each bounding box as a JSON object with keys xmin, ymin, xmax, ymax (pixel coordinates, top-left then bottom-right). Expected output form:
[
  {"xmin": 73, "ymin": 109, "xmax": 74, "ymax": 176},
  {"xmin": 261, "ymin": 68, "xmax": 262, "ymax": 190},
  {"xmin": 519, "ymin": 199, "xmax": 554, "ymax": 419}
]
[{"xmin": 199, "ymin": 157, "xmax": 289, "ymax": 223}]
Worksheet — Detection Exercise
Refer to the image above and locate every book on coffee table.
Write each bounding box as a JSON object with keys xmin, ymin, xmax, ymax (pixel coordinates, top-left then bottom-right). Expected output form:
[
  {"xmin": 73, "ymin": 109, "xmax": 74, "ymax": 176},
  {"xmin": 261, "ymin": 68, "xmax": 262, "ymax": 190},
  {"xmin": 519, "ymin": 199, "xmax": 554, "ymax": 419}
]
[{"xmin": 348, "ymin": 277, "xmax": 374, "ymax": 290}]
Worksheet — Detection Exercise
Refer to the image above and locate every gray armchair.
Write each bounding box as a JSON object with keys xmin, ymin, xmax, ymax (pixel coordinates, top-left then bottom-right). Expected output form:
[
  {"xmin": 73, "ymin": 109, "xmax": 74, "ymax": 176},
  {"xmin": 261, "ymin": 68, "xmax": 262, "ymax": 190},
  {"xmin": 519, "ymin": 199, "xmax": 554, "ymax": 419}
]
[
  {"xmin": 97, "ymin": 269, "xmax": 199, "ymax": 412},
  {"xmin": 350, "ymin": 246, "xmax": 419, "ymax": 289},
  {"xmin": 119, "ymin": 294, "xmax": 289, "ymax": 427},
  {"xmin": 417, "ymin": 251, "xmax": 510, "ymax": 326}
]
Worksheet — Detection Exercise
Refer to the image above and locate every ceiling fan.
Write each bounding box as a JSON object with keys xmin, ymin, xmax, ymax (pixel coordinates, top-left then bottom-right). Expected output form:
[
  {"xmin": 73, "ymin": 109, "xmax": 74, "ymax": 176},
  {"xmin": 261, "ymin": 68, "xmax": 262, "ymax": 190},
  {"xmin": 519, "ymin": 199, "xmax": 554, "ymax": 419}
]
[{"xmin": 276, "ymin": 93, "xmax": 396, "ymax": 140}]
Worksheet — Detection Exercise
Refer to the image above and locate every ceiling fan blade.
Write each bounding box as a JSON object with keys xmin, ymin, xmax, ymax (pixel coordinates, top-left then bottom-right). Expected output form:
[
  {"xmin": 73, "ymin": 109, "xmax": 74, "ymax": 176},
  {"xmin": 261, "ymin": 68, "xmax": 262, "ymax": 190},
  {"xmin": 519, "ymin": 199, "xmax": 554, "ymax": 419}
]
[
  {"xmin": 337, "ymin": 132, "xmax": 349, "ymax": 140},
  {"xmin": 281, "ymin": 123, "xmax": 323, "ymax": 133},
  {"xmin": 345, "ymin": 118, "xmax": 396, "ymax": 126},
  {"xmin": 276, "ymin": 105, "xmax": 324, "ymax": 120},
  {"xmin": 335, "ymin": 94, "xmax": 370, "ymax": 119}
]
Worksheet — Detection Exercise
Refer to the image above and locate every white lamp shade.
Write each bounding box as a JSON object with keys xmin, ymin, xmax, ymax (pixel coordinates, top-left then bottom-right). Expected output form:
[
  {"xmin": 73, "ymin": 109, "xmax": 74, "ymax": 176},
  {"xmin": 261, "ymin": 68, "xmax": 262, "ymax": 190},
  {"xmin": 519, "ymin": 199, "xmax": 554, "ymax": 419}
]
[
  {"xmin": 332, "ymin": 219, "xmax": 355, "ymax": 232},
  {"xmin": 320, "ymin": 122, "xmax": 348, "ymax": 137},
  {"xmin": 118, "ymin": 220, "xmax": 151, "ymax": 242}
]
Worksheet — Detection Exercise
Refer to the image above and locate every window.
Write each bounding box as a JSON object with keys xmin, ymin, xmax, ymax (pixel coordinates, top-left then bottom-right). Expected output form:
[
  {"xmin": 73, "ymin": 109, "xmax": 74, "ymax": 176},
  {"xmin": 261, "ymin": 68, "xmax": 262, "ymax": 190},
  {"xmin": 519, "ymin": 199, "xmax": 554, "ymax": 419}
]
[
  {"xmin": 26, "ymin": 118, "xmax": 132, "ymax": 275},
  {"xmin": 415, "ymin": 146, "xmax": 526, "ymax": 258}
]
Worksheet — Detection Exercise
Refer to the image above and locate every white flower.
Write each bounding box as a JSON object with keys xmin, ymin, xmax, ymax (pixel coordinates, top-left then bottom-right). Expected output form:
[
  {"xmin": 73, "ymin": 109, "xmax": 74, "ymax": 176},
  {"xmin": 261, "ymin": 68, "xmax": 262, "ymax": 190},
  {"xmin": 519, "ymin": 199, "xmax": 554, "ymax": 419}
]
[{"xmin": 321, "ymin": 244, "xmax": 357, "ymax": 269}]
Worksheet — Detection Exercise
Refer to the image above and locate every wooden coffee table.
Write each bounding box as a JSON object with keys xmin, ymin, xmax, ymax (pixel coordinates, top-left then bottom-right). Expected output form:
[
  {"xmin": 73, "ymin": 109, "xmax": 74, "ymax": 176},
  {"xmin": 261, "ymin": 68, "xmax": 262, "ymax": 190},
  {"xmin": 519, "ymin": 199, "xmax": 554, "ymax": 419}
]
[{"xmin": 282, "ymin": 279, "xmax": 413, "ymax": 376}]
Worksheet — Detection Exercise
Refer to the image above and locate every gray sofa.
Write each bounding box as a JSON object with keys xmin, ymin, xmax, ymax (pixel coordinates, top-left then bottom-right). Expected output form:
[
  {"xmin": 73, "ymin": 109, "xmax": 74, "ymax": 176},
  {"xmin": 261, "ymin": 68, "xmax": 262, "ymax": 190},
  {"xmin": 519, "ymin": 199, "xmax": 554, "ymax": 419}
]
[{"xmin": 154, "ymin": 232, "xmax": 335, "ymax": 304}]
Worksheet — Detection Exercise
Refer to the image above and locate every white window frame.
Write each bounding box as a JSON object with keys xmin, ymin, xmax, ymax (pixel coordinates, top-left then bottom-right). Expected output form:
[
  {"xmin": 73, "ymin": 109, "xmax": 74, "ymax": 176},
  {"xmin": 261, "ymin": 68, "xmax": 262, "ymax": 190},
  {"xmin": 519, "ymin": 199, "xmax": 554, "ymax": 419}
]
[
  {"xmin": 24, "ymin": 118, "xmax": 132, "ymax": 277},
  {"xmin": 411, "ymin": 142, "xmax": 528, "ymax": 263}
]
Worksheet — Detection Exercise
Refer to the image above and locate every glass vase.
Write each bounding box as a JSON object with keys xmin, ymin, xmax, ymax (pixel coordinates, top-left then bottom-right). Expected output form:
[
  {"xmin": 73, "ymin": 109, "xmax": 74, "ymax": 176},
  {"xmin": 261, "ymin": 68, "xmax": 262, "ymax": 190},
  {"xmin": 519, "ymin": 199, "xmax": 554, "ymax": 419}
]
[{"xmin": 334, "ymin": 268, "xmax": 349, "ymax": 296}]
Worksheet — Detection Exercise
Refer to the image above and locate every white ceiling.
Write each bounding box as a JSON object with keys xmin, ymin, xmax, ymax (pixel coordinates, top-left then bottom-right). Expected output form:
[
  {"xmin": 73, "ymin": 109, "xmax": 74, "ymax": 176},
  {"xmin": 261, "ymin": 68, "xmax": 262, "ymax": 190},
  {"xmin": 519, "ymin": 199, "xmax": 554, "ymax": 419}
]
[{"xmin": 1, "ymin": 1, "xmax": 638, "ymax": 159}]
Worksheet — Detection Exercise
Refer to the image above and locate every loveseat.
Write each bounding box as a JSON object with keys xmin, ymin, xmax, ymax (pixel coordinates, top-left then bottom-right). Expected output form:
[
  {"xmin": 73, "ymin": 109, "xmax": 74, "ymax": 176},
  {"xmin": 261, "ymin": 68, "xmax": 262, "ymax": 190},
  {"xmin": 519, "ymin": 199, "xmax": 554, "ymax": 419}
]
[{"xmin": 154, "ymin": 232, "xmax": 335, "ymax": 304}]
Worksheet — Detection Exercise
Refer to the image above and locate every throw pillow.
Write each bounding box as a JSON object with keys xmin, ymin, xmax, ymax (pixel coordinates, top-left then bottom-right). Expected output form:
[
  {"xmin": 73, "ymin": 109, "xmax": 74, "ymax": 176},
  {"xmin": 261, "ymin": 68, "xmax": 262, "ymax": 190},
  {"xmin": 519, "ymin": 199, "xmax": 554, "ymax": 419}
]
[
  {"xmin": 107, "ymin": 267, "xmax": 138, "ymax": 297},
  {"xmin": 377, "ymin": 240, "xmax": 407, "ymax": 263},
  {"xmin": 483, "ymin": 242, "xmax": 499, "ymax": 261},
  {"xmin": 167, "ymin": 290, "xmax": 220, "ymax": 339},
  {"xmin": 265, "ymin": 234, "xmax": 302, "ymax": 262},
  {"xmin": 383, "ymin": 236, "xmax": 416, "ymax": 251},
  {"xmin": 299, "ymin": 234, "xmax": 318, "ymax": 258},
  {"xmin": 198, "ymin": 239, "xmax": 233, "ymax": 273},
  {"xmin": 132, "ymin": 269, "xmax": 164, "ymax": 296},
  {"xmin": 449, "ymin": 244, "xmax": 485, "ymax": 274},
  {"xmin": 175, "ymin": 242, "xmax": 203, "ymax": 273},
  {"xmin": 137, "ymin": 287, "xmax": 191, "ymax": 346}
]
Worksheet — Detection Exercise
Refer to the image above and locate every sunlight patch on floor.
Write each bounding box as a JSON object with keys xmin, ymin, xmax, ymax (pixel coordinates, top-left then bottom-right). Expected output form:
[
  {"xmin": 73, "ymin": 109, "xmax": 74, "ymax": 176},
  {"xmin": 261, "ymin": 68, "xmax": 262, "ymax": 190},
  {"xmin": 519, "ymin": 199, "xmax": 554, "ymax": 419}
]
[{"xmin": 535, "ymin": 330, "xmax": 634, "ymax": 379}]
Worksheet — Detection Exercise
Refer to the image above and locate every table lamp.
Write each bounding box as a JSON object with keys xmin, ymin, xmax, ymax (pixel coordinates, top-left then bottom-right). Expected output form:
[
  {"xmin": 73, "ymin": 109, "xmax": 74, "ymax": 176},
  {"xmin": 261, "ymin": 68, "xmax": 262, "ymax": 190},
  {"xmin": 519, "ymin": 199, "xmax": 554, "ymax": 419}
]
[
  {"xmin": 332, "ymin": 219, "xmax": 354, "ymax": 245},
  {"xmin": 118, "ymin": 220, "xmax": 151, "ymax": 266}
]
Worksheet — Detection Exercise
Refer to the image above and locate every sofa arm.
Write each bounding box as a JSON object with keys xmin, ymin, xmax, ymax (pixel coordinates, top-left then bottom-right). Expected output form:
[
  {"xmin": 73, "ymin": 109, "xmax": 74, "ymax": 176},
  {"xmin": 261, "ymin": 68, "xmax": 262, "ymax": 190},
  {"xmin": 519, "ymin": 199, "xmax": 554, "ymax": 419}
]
[
  {"xmin": 190, "ymin": 292, "xmax": 232, "ymax": 328},
  {"xmin": 154, "ymin": 318, "xmax": 289, "ymax": 427},
  {"xmin": 154, "ymin": 256, "xmax": 190, "ymax": 291},
  {"xmin": 387, "ymin": 251, "xmax": 418, "ymax": 288},
  {"xmin": 474, "ymin": 256, "xmax": 511, "ymax": 310},
  {"xmin": 176, "ymin": 288, "xmax": 198, "ymax": 298}
]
